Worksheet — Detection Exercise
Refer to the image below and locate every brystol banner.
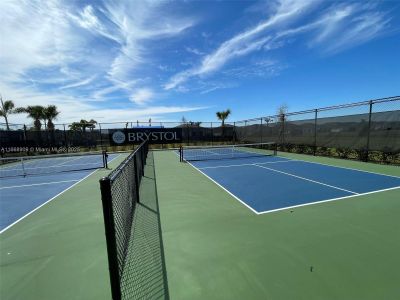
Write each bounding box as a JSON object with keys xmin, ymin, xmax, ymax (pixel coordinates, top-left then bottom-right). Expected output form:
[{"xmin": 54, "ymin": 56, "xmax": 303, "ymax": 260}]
[{"xmin": 109, "ymin": 128, "xmax": 182, "ymax": 145}]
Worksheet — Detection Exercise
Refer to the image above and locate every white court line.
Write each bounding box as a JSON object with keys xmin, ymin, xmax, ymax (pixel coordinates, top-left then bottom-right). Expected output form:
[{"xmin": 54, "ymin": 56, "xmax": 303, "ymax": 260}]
[
  {"xmin": 173, "ymin": 151, "xmax": 258, "ymax": 214},
  {"xmin": 257, "ymin": 186, "xmax": 400, "ymax": 215},
  {"xmin": 198, "ymin": 160, "xmax": 293, "ymax": 170},
  {"xmin": 175, "ymin": 151, "xmax": 399, "ymax": 215},
  {"xmin": 277, "ymin": 155, "xmax": 400, "ymax": 179},
  {"xmin": 0, "ymin": 179, "xmax": 79, "ymax": 190},
  {"xmin": 22, "ymin": 162, "xmax": 99, "ymax": 170},
  {"xmin": 0, "ymin": 153, "xmax": 121, "ymax": 234},
  {"xmin": 53, "ymin": 155, "xmax": 87, "ymax": 166},
  {"xmin": 253, "ymin": 164, "xmax": 359, "ymax": 195},
  {"xmin": 185, "ymin": 160, "xmax": 259, "ymax": 214}
]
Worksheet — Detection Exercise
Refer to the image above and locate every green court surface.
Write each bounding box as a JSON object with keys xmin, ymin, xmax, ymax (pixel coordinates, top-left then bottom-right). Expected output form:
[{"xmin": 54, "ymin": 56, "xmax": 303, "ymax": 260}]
[{"xmin": 1, "ymin": 150, "xmax": 400, "ymax": 299}]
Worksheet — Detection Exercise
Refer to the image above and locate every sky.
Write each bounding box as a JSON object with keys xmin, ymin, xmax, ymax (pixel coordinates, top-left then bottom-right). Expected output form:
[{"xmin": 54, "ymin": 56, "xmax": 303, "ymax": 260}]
[{"xmin": 1, "ymin": 0, "xmax": 399, "ymax": 125}]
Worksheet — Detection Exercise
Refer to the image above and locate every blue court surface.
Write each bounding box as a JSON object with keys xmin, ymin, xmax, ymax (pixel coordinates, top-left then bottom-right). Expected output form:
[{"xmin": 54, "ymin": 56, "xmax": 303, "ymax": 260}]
[
  {"xmin": 187, "ymin": 155, "xmax": 400, "ymax": 214},
  {"xmin": 0, "ymin": 153, "xmax": 120, "ymax": 232}
]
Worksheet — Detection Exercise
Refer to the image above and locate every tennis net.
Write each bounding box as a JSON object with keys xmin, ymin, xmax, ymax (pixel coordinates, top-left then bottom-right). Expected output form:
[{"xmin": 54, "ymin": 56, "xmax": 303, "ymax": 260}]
[
  {"xmin": 99, "ymin": 140, "xmax": 149, "ymax": 300},
  {"xmin": 0, "ymin": 151, "xmax": 108, "ymax": 178},
  {"xmin": 180, "ymin": 142, "xmax": 277, "ymax": 162}
]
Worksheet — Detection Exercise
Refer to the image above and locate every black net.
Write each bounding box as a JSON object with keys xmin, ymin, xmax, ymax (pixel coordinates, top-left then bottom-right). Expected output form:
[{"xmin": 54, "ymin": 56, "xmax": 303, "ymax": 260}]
[
  {"xmin": 99, "ymin": 140, "xmax": 150, "ymax": 300},
  {"xmin": 0, "ymin": 151, "xmax": 107, "ymax": 178},
  {"xmin": 181, "ymin": 142, "xmax": 277, "ymax": 161},
  {"xmin": 118, "ymin": 151, "xmax": 169, "ymax": 299}
]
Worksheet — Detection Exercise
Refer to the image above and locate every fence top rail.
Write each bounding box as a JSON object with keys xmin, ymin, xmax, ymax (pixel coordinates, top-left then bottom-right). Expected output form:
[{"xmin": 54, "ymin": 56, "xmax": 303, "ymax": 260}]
[
  {"xmin": 235, "ymin": 96, "xmax": 400, "ymax": 123},
  {"xmin": 2, "ymin": 96, "xmax": 399, "ymax": 129}
]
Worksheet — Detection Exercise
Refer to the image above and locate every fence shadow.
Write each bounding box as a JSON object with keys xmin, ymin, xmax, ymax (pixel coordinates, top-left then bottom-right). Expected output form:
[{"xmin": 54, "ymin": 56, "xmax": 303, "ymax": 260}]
[{"xmin": 120, "ymin": 151, "xmax": 169, "ymax": 299}]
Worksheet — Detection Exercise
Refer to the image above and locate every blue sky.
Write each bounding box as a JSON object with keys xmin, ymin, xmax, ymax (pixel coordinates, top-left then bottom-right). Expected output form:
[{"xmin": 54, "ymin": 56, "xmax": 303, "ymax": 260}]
[{"xmin": 1, "ymin": 0, "xmax": 399, "ymax": 124}]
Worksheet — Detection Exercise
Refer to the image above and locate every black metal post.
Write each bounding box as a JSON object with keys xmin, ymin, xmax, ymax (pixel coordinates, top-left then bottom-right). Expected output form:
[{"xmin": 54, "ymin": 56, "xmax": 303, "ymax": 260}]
[
  {"xmin": 260, "ymin": 118, "xmax": 263, "ymax": 143},
  {"xmin": 133, "ymin": 156, "xmax": 140, "ymax": 203},
  {"xmin": 99, "ymin": 123, "xmax": 104, "ymax": 151},
  {"xmin": 63, "ymin": 124, "xmax": 68, "ymax": 153},
  {"xmin": 23, "ymin": 124, "xmax": 28, "ymax": 151},
  {"xmin": 233, "ymin": 122, "xmax": 236, "ymax": 144},
  {"xmin": 313, "ymin": 109, "xmax": 318, "ymax": 156},
  {"xmin": 211, "ymin": 122, "xmax": 213, "ymax": 145},
  {"xmin": 99, "ymin": 177, "xmax": 122, "ymax": 300},
  {"xmin": 281, "ymin": 115, "xmax": 285, "ymax": 149},
  {"xmin": 186, "ymin": 123, "xmax": 190, "ymax": 145},
  {"xmin": 365, "ymin": 100, "xmax": 373, "ymax": 162}
]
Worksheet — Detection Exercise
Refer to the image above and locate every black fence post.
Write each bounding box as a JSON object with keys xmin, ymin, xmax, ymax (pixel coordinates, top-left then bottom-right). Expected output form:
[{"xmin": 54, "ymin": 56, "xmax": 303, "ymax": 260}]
[
  {"xmin": 99, "ymin": 177, "xmax": 122, "ymax": 300},
  {"xmin": 99, "ymin": 123, "xmax": 104, "ymax": 151},
  {"xmin": 233, "ymin": 122, "xmax": 236, "ymax": 144},
  {"xmin": 365, "ymin": 100, "xmax": 373, "ymax": 162},
  {"xmin": 211, "ymin": 122, "xmax": 213, "ymax": 145},
  {"xmin": 23, "ymin": 124, "xmax": 28, "ymax": 150},
  {"xmin": 281, "ymin": 115, "xmax": 285, "ymax": 150},
  {"xmin": 313, "ymin": 109, "xmax": 318, "ymax": 156},
  {"xmin": 260, "ymin": 118, "xmax": 263, "ymax": 143},
  {"xmin": 133, "ymin": 156, "xmax": 140, "ymax": 203},
  {"xmin": 63, "ymin": 124, "xmax": 68, "ymax": 153}
]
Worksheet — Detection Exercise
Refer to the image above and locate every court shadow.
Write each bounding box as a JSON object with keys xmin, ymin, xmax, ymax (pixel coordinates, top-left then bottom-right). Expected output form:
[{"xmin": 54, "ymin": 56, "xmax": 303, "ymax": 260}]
[{"xmin": 119, "ymin": 151, "xmax": 169, "ymax": 299}]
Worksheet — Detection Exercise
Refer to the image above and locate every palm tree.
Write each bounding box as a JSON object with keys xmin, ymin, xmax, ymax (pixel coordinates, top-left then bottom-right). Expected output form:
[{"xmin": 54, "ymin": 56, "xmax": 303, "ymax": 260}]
[
  {"xmin": 80, "ymin": 119, "xmax": 91, "ymax": 132},
  {"xmin": 216, "ymin": 109, "xmax": 231, "ymax": 139},
  {"xmin": 216, "ymin": 109, "xmax": 231, "ymax": 127},
  {"xmin": 69, "ymin": 122, "xmax": 82, "ymax": 131},
  {"xmin": 15, "ymin": 105, "xmax": 45, "ymax": 130},
  {"xmin": 0, "ymin": 96, "xmax": 16, "ymax": 130},
  {"xmin": 43, "ymin": 105, "xmax": 60, "ymax": 130},
  {"xmin": 69, "ymin": 119, "xmax": 97, "ymax": 132},
  {"xmin": 88, "ymin": 119, "xmax": 97, "ymax": 131}
]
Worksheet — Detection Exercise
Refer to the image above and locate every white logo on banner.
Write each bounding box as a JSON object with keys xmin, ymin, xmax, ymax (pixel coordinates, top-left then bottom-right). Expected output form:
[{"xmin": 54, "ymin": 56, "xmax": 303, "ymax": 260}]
[{"xmin": 112, "ymin": 131, "xmax": 126, "ymax": 144}]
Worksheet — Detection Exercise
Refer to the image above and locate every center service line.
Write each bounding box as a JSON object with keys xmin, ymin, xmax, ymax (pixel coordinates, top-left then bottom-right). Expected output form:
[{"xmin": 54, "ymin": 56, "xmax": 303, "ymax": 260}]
[{"xmin": 253, "ymin": 164, "xmax": 359, "ymax": 195}]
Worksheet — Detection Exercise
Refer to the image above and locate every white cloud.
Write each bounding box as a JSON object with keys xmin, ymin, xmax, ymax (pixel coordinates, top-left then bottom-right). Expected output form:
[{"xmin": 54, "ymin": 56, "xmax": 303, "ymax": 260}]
[
  {"xmin": 0, "ymin": 0, "xmax": 196, "ymax": 122},
  {"xmin": 130, "ymin": 88, "xmax": 154, "ymax": 105},
  {"xmin": 59, "ymin": 75, "xmax": 97, "ymax": 90},
  {"xmin": 185, "ymin": 47, "xmax": 204, "ymax": 56},
  {"xmin": 0, "ymin": 82, "xmax": 206, "ymax": 124},
  {"xmin": 101, "ymin": 0, "xmax": 194, "ymax": 82},
  {"xmin": 310, "ymin": 4, "xmax": 389, "ymax": 54},
  {"xmin": 164, "ymin": 0, "xmax": 315, "ymax": 90},
  {"xmin": 164, "ymin": 0, "xmax": 391, "ymax": 91}
]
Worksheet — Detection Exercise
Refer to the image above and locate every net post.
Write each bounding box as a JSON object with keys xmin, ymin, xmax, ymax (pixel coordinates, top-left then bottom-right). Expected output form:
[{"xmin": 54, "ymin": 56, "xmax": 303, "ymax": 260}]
[
  {"xmin": 99, "ymin": 177, "xmax": 122, "ymax": 300},
  {"xmin": 133, "ymin": 154, "xmax": 141, "ymax": 203},
  {"xmin": 103, "ymin": 150, "xmax": 108, "ymax": 169},
  {"xmin": 21, "ymin": 157, "xmax": 26, "ymax": 176},
  {"xmin": 179, "ymin": 146, "xmax": 182, "ymax": 162}
]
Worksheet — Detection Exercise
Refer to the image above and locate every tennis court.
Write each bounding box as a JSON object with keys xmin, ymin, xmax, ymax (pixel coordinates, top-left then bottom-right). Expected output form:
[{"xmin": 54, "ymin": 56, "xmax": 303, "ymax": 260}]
[
  {"xmin": 180, "ymin": 144, "xmax": 400, "ymax": 214},
  {"xmin": 0, "ymin": 152, "xmax": 119, "ymax": 232},
  {"xmin": 1, "ymin": 144, "xmax": 400, "ymax": 300}
]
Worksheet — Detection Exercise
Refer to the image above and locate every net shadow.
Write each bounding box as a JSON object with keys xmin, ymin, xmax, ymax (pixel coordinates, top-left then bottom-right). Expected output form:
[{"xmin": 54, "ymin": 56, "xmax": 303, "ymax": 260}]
[{"xmin": 119, "ymin": 151, "xmax": 169, "ymax": 300}]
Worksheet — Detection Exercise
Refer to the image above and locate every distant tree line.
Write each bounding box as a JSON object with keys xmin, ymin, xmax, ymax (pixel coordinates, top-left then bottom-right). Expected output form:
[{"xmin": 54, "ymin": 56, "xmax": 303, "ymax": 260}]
[{"xmin": 0, "ymin": 94, "xmax": 97, "ymax": 132}]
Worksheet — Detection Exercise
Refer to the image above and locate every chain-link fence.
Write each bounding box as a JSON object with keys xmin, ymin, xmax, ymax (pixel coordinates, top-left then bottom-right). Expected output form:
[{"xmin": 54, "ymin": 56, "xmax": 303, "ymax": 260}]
[
  {"xmin": 1, "ymin": 96, "xmax": 399, "ymax": 163},
  {"xmin": 235, "ymin": 96, "xmax": 400, "ymax": 164}
]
